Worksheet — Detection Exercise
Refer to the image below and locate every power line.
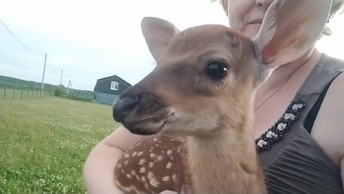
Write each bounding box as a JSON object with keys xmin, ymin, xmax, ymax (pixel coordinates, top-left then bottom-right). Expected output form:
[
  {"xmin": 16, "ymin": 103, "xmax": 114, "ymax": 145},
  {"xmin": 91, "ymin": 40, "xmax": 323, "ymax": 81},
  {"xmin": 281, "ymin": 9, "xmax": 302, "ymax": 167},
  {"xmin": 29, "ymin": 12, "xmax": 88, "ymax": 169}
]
[
  {"xmin": 0, "ymin": 19, "xmax": 44, "ymax": 56},
  {"xmin": 0, "ymin": 19, "xmax": 60, "ymax": 93},
  {"xmin": 46, "ymin": 60, "xmax": 59, "ymax": 72}
]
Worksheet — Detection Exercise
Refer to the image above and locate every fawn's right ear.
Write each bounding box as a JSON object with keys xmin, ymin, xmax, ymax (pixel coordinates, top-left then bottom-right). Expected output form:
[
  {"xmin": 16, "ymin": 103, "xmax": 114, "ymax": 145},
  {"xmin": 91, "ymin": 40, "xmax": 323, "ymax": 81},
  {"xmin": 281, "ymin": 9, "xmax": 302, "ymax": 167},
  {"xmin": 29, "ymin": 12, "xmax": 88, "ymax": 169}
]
[
  {"xmin": 141, "ymin": 17, "xmax": 181, "ymax": 63},
  {"xmin": 253, "ymin": 0, "xmax": 332, "ymax": 67}
]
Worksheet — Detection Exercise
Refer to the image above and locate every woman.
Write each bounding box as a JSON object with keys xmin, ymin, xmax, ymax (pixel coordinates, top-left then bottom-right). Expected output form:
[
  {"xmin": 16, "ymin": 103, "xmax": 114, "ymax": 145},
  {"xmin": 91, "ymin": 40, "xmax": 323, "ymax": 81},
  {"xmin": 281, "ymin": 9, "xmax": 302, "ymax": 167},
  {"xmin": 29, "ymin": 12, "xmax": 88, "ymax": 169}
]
[{"xmin": 83, "ymin": 0, "xmax": 344, "ymax": 193}]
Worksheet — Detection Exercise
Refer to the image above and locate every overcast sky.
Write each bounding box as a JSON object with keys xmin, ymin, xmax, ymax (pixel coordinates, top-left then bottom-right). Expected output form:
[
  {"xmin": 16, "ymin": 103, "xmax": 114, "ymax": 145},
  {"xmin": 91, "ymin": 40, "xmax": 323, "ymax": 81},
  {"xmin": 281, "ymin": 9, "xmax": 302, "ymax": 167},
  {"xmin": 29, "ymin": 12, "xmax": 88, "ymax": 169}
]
[{"xmin": 0, "ymin": 0, "xmax": 343, "ymax": 91}]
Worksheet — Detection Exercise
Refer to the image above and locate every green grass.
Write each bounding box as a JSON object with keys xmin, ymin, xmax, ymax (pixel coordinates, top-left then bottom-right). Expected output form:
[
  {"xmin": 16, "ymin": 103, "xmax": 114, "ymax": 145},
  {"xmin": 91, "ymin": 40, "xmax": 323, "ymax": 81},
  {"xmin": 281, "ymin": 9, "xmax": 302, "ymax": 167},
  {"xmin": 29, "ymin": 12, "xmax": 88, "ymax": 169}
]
[{"xmin": 0, "ymin": 97, "xmax": 119, "ymax": 193}]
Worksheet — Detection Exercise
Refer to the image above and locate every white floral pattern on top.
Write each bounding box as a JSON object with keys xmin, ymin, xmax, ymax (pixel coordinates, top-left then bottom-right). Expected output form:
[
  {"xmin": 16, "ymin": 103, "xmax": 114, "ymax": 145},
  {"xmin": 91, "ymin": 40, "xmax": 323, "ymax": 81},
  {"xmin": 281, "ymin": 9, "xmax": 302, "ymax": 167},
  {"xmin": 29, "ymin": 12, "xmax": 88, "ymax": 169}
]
[{"xmin": 255, "ymin": 100, "xmax": 305, "ymax": 152}]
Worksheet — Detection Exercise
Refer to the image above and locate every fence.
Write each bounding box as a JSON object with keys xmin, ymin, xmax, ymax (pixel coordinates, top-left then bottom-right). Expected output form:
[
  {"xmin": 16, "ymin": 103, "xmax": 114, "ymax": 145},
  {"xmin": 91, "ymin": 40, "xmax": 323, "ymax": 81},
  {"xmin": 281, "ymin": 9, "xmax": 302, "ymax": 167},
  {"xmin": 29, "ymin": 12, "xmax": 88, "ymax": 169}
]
[{"xmin": 0, "ymin": 86, "xmax": 54, "ymax": 100}]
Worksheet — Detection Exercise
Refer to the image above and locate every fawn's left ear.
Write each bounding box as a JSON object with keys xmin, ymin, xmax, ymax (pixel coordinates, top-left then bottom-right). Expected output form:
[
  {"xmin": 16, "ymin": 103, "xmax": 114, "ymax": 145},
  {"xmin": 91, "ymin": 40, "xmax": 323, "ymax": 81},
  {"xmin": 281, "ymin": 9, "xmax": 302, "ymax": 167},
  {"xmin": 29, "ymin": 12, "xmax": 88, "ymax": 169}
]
[
  {"xmin": 253, "ymin": 0, "xmax": 332, "ymax": 67},
  {"xmin": 141, "ymin": 17, "xmax": 180, "ymax": 63}
]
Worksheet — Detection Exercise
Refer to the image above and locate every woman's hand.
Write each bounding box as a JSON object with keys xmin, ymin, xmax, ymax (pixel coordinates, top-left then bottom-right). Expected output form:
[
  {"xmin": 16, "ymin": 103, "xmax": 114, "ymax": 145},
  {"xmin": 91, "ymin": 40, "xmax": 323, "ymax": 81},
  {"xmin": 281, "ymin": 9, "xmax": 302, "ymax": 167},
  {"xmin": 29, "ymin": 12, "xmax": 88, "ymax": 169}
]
[{"xmin": 83, "ymin": 126, "xmax": 145, "ymax": 194}]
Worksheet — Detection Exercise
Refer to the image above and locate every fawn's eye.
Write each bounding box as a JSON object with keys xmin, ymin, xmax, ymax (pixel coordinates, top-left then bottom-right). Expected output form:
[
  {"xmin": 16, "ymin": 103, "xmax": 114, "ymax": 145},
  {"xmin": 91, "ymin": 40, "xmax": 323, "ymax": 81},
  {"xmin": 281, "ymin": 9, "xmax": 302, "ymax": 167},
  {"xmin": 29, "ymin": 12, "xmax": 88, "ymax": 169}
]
[{"xmin": 206, "ymin": 61, "xmax": 228, "ymax": 79}]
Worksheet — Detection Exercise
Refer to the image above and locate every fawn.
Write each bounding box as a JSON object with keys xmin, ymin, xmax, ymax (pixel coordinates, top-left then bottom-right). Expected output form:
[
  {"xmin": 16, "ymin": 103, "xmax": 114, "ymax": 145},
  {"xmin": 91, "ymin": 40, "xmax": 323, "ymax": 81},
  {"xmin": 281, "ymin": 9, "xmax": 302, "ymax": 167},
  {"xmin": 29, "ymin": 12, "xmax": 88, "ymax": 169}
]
[{"xmin": 112, "ymin": 0, "xmax": 331, "ymax": 193}]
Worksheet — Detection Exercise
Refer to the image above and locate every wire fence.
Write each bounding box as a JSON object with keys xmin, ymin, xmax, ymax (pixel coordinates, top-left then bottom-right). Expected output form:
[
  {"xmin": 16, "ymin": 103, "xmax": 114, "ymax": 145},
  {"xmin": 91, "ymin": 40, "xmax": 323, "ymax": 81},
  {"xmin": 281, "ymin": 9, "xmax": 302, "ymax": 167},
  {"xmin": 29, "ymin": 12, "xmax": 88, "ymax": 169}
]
[{"xmin": 0, "ymin": 85, "xmax": 54, "ymax": 100}]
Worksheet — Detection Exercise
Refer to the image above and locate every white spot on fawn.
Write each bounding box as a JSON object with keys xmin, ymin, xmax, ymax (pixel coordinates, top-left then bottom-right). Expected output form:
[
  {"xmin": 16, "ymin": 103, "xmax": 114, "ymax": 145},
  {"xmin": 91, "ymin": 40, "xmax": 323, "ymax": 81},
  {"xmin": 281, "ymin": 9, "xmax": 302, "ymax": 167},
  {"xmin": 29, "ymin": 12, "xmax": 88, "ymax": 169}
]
[
  {"xmin": 141, "ymin": 176, "xmax": 146, "ymax": 182},
  {"xmin": 163, "ymin": 176, "xmax": 170, "ymax": 182},
  {"xmin": 166, "ymin": 162, "xmax": 172, "ymax": 169},
  {"xmin": 147, "ymin": 172, "xmax": 159, "ymax": 187},
  {"xmin": 126, "ymin": 173, "xmax": 131, "ymax": 179},
  {"xmin": 167, "ymin": 150, "xmax": 172, "ymax": 155},
  {"xmin": 122, "ymin": 186, "xmax": 136, "ymax": 192},
  {"xmin": 138, "ymin": 151, "xmax": 143, "ymax": 156},
  {"xmin": 124, "ymin": 160, "xmax": 128, "ymax": 165},
  {"xmin": 150, "ymin": 153, "xmax": 156, "ymax": 158},
  {"xmin": 124, "ymin": 153, "xmax": 129, "ymax": 158},
  {"xmin": 130, "ymin": 170, "xmax": 136, "ymax": 176},
  {"xmin": 172, "ymin": 174, "xmax": 177, "ymax": 182},
  {"xmin": 140, "ymin": 167, "xmax": 146, "ymax": 173},
  {"xmin": 139, "ymin": 158, "xmax": 146, "ymax": 165},
  {"xmin": 132, "ymin": 151, "xmax": 138, "ymax": 156},
  {"xmin": 149, "ymin": 162, "xmax": 154, "ymax": 168},
  {"xmin": 157, "ymin": 155, "xmax": 163, "ymax": 161},
  {"xmin": 153, "ymin": 138, "xmax": 158, "ymax": 141}
]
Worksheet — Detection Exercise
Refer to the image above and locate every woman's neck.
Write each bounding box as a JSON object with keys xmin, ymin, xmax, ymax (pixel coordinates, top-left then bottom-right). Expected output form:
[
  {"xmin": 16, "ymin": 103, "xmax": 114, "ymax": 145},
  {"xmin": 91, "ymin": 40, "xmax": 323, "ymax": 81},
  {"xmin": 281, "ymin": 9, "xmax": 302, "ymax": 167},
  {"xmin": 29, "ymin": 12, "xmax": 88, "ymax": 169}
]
[{"xmin": 255, "ymin": 48, "xmax": 322, "ymax": 109}]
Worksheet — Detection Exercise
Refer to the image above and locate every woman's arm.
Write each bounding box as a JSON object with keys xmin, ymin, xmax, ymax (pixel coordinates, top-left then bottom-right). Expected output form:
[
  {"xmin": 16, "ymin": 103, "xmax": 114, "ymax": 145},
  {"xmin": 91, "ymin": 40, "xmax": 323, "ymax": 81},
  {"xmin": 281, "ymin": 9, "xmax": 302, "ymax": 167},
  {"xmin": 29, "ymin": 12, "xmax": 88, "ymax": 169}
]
[
  {"xmin": 83, "ymin": 125, "xmax": 145, "ymax": 194},
  {"xmin": 311, "ymin": 72, "xmax": 344, "ymax": 191}
]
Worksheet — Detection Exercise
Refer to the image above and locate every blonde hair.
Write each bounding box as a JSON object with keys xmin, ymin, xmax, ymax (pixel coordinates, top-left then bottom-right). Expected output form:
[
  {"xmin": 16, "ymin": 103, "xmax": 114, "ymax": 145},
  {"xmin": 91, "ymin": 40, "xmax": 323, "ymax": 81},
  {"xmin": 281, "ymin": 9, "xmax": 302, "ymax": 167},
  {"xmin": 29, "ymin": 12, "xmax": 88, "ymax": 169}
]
[{"xmin": 218, "ymin": 0, "xmax": 344, "ymax": 36}]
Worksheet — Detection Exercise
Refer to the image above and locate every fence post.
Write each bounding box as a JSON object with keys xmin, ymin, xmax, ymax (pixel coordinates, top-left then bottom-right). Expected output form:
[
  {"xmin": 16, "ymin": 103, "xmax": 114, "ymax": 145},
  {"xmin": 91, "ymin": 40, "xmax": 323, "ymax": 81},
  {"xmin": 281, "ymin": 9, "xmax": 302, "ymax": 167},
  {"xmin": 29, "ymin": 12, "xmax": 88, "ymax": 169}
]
[
  {"xmin": 12, "ymin": 88, "xmax": 16, "ymax": 99},
  {"xmin": 26, "ymin": 88, "xmax": 29, "ymax": 98},
  {"xmin": 20, "ymin": 88, "xmax": 23, "ymax": 99},
  {"xmin": 3, "ymin": 87, "xmax": 6, "ymax": 99}
]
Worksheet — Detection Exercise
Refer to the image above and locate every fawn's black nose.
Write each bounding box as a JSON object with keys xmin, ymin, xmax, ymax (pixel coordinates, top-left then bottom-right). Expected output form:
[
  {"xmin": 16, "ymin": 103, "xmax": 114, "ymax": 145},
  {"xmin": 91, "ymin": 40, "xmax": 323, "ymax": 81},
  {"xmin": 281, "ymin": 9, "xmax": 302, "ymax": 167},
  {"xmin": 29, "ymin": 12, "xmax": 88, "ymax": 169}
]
[{"xmin": 113, "ymin": 94, "xmax": 139, "ymax": 123}]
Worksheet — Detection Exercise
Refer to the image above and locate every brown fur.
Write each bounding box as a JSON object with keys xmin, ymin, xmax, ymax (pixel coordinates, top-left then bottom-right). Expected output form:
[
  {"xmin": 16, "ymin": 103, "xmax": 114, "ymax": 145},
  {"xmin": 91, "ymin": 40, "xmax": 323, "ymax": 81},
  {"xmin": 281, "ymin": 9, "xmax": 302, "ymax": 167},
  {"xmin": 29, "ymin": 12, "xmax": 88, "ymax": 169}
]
[{"xmin": 113, "ymin": 24, "xmax": 267, "ymax": 194}]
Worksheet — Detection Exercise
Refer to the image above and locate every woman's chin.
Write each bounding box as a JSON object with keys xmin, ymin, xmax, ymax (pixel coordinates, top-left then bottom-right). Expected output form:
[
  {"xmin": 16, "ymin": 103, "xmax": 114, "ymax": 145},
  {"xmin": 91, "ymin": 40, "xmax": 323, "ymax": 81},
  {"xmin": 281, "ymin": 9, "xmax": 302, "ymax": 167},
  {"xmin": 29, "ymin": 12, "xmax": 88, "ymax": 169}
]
[{"xmin": 243, "ymin": 24, "xmax": 261, "ymax": 38}]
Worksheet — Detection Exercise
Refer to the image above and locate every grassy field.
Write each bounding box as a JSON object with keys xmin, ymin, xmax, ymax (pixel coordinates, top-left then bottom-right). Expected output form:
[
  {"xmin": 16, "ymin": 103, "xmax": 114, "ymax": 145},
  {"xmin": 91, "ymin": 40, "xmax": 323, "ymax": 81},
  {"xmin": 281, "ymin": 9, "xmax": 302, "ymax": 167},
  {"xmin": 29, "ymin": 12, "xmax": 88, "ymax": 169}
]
[{"xmin": 0, "ymin": 97, "xmax": 119, "ymax": 193}]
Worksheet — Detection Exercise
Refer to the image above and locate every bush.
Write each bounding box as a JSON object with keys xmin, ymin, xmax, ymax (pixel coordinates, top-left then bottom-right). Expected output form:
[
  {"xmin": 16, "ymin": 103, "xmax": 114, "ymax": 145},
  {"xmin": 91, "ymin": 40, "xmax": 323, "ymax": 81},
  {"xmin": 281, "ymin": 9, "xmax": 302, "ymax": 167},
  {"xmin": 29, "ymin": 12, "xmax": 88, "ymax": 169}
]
[
  {"xmin": 53, "ymin": 85, "xmax": 95, "ymax": 102},
  {"xmin": 54, "ymin": 85, "xmax": 66, "ymax": 97}
]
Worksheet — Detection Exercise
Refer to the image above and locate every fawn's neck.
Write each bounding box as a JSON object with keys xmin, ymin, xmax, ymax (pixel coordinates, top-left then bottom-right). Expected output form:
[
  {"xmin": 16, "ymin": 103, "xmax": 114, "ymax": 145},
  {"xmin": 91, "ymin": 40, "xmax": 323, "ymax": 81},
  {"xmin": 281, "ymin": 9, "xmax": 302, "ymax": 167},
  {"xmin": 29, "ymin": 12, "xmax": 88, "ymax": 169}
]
[{"xmin": 186, "ymin": 122, "xmax": 261, "ymax": 194}]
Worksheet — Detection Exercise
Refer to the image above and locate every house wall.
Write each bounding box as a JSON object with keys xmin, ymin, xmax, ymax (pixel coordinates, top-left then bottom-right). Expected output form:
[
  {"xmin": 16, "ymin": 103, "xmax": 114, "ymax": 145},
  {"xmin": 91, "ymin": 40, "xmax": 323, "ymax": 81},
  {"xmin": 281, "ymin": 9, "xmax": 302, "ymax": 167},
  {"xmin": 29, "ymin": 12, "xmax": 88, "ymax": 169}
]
[
  {"xmin": 95, "ymin": 92, "xmax": 120, "ymax": 105},
  {"xmin": 94, "ymin": 75, "xmax": 132, "ymax": 105}
]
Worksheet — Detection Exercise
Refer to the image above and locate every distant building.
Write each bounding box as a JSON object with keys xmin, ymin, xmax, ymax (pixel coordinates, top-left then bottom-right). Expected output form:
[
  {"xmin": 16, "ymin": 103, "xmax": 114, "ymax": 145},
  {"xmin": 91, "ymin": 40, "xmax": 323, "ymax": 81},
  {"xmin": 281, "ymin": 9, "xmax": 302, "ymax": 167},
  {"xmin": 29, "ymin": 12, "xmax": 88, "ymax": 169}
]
[{"xmin": 93, "ymin": 75, "xmax": 132, "ymax": 105}]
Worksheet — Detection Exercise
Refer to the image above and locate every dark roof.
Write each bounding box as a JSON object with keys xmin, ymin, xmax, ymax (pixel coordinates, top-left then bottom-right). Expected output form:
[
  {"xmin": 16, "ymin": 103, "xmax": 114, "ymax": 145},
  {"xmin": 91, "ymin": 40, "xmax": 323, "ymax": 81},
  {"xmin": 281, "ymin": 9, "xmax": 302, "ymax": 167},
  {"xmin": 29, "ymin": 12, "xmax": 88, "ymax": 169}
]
[
  {"xmin": 93, "ymin": 75, "xmax": 132, "ymax": 94},
  {"xmin": 96, "ymin": 75, "xmax": 132, "ymax": 86}
]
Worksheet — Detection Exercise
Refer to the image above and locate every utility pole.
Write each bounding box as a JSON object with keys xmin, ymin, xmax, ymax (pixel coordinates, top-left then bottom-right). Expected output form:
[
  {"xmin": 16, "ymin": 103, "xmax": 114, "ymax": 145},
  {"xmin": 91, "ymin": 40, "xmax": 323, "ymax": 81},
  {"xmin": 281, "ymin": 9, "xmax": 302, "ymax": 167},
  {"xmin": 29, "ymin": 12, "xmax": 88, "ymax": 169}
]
[
  {"xmin": 41, "ymin": 53, "xmax": 47, "ymax": 97},
  {"xmin": 60, "ymin": 69, "xmax": 63, "ymax": 86},
  {"xmin": 67, "ymin": 80, "xmax": 71, "ymax": 95}
]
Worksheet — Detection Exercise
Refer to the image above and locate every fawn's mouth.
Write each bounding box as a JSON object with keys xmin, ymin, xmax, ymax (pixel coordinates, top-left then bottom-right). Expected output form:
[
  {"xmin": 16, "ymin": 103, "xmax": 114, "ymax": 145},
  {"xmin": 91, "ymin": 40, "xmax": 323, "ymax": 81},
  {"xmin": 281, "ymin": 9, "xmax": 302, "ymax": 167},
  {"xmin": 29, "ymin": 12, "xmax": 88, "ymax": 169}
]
[{"xmin": 123, "ymin": 116, "xmax": 168, "ymax": 135}]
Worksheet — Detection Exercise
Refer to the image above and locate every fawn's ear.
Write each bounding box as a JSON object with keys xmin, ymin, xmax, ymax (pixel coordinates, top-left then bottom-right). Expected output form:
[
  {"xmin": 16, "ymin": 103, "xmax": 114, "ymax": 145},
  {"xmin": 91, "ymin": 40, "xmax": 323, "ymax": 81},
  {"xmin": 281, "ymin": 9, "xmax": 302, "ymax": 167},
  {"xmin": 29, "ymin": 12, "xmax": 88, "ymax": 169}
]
[
  {"xmin": 253, "ymin": 0, "xmax": 332, "ymax": 67},
  {"xmin": 141, "ymin": 17, "xmax": 180, "ymax": 62}
]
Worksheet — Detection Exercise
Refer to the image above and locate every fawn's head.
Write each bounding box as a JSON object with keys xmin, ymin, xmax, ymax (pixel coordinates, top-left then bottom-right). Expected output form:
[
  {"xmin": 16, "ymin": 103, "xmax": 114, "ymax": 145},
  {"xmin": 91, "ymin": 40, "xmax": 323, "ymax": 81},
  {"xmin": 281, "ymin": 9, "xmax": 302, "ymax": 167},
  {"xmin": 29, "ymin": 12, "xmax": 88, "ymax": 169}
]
[{"xmin": 113, "ymin": 0, "xmax": 331, "ymax": 137}]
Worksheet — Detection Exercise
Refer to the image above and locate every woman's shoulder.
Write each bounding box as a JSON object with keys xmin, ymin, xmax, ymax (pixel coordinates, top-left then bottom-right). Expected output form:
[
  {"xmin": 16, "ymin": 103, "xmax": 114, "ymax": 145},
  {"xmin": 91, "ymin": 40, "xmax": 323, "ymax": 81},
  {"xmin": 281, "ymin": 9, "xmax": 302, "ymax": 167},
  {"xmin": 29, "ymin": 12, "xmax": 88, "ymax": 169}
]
[
  {"xmin": 310, "ymin": 70, "xmax": 344, "ymax": 166},
  {"xmin": 320, "ymin": 54, "xmax": 344, "ymax": 69}
]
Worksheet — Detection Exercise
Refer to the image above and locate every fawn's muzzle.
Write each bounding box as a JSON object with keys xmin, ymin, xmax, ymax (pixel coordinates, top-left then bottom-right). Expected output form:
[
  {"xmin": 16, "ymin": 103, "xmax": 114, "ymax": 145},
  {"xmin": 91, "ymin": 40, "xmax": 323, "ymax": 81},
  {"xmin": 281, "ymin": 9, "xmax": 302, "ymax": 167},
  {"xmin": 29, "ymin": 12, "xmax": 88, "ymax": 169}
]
[
  {"xmin": 113, "ymin": 94, "xmax": 139, "ymax": 123},
  {"xmin": 112, "ymin": 86, "xmax": 145, "ymax": 123},
  {"xmin": 112, "ymin": 86, "xmax": 168, "ymax": 133}
]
